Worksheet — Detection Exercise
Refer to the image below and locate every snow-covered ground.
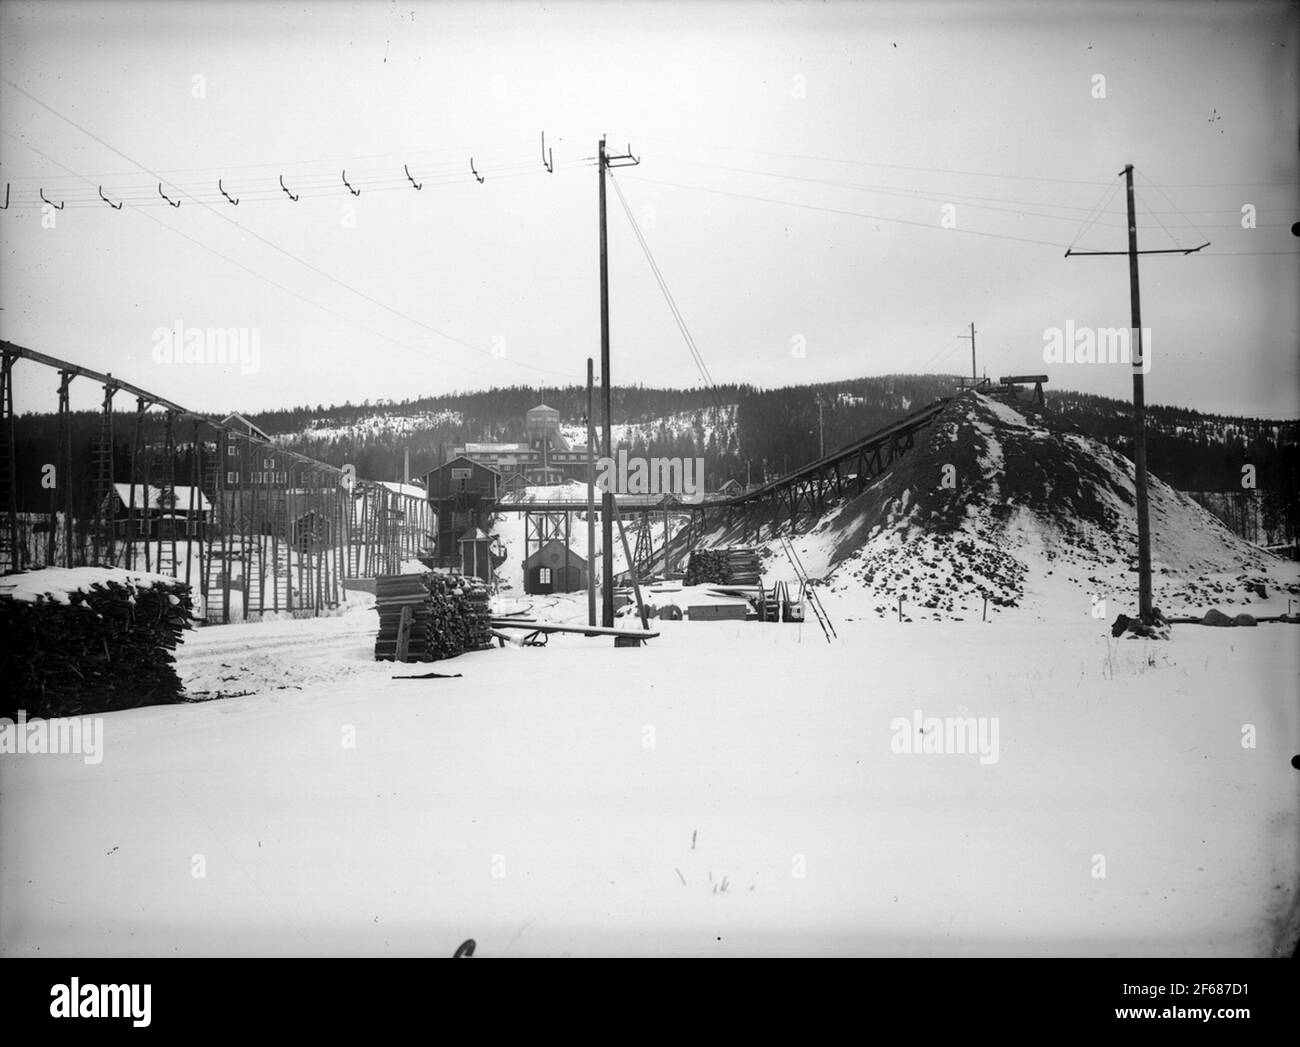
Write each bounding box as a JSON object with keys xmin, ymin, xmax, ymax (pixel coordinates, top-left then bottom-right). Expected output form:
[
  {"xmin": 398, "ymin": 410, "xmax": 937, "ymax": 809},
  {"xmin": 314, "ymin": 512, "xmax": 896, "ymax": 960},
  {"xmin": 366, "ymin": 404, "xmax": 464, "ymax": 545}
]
[{"xmin": 2, "ymin": 588, "xmax": 1296, "ymax": 957}]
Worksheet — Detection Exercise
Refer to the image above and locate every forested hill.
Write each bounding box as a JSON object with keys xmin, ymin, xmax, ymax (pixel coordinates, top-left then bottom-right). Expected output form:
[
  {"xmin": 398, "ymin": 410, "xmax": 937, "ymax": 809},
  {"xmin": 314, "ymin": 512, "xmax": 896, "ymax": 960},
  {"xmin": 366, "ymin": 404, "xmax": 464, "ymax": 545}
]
[{"xmin": 10, "ymin": 375, "xmax": 1297, "ymax": 525}]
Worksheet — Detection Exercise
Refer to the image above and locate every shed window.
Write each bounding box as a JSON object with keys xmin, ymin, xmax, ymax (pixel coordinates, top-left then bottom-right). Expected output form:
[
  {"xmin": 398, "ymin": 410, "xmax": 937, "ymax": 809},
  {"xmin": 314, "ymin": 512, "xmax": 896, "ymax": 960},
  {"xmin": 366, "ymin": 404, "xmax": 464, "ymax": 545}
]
[{"xmin": 538, "ymin": 568, "xmax": 551, "ymax": 584}]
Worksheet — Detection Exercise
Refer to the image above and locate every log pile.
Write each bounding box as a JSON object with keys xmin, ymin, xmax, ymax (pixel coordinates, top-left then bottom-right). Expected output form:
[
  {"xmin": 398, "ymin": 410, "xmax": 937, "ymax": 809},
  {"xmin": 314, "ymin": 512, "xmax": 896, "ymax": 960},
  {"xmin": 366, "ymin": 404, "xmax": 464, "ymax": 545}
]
[
  {"xmin": 684, "ymin": 547, "xmax": 763, "ymax": 586},
  {"xmin": 0, "ymin": 577, "xmax": 193, "ymax": 719},
  {"xmin": 374, "ymin": 572, "xmax": 492, "ymax": 662}
]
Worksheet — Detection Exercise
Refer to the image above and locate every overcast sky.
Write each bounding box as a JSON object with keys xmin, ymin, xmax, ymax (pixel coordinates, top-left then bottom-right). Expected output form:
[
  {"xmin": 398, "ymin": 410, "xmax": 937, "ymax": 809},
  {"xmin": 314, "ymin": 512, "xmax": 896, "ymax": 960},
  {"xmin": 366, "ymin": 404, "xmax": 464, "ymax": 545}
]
[{"xmin": 1, "ymin": 0, "xmax": 1296, "ymax": 419}]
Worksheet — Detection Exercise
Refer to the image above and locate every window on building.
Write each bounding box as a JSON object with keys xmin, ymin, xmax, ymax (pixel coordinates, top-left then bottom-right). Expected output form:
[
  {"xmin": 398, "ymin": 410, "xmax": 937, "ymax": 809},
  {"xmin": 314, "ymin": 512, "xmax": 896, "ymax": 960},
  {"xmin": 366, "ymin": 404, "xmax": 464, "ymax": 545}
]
[
  {"xmin": 539, "ymin": 567, "xmax": 551, "ymax": 585},
  {"xmin": 227, "ymin": 444, "xmax": 237, "ymax": 457},
  {"xmin": 226, "ymin": 471, "xmax": 238, "ymax": 485}
]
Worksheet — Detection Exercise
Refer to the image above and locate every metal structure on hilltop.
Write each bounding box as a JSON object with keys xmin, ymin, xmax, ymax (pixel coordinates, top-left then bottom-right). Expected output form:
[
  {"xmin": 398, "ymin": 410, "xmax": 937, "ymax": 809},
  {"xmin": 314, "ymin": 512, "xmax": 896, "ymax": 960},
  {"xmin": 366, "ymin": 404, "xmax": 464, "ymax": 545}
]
[
  {"xmin": 0, "ymin": 341, "xmax": 432, "ymax": 622},
  {"xmin": 491, "ymin": 397, "xmax": 953, "ymax": 579}
]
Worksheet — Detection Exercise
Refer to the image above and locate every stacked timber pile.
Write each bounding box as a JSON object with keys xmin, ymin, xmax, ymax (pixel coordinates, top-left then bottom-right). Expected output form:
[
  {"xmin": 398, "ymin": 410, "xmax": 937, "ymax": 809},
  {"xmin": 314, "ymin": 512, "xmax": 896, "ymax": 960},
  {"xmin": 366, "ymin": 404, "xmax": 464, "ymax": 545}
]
[
  {"xmin": 0, "ymin": 568, "xmax": 193, "ymax": 719},
  {"xmin": 374, "ymin": 572, "xmax": 492, "ymax": 662},
  {"xmin": 684, "ymin": 547, "xmax": 763, "ymax": 586},
  {"xmin": 435, "ymin": 574, "xmax": 492, "ymax": 658}
]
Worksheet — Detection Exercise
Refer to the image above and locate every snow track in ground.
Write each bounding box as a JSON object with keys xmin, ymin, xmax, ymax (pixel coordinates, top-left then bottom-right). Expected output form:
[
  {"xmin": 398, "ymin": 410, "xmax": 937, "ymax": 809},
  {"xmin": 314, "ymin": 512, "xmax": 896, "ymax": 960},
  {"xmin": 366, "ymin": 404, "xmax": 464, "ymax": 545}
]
[{"xmin": 177, "ymin": 606, "xmax": 379, "ymax": 698}]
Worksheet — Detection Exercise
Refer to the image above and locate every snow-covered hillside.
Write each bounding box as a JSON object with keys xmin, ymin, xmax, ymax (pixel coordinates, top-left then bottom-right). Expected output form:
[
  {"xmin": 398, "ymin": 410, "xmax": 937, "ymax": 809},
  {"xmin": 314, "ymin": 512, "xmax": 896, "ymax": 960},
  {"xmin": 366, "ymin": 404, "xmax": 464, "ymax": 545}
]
[
  {"xmin": 704, "ymin": 393, "xmax": 1300, "ymax": 622},
  {"xmin": 558, "ymin": 404, "xmax": 737, "ymax": 452},
  {"xmin": 272, "ymin": 409, "xmax": 465, "ymax": 444}
]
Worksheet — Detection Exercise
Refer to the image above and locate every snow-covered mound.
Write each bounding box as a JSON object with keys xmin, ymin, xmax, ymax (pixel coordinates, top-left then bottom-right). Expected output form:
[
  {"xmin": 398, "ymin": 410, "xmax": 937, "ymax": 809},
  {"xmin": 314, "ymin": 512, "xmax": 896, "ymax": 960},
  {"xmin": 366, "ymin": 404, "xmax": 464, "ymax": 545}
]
[
  {"xmin": 756, "ymin": 393, "xmax": 1299, "ymax": 621},
  {"xmin": 0, "ymin": 566, "xmax": 188, "ymax": 605}
]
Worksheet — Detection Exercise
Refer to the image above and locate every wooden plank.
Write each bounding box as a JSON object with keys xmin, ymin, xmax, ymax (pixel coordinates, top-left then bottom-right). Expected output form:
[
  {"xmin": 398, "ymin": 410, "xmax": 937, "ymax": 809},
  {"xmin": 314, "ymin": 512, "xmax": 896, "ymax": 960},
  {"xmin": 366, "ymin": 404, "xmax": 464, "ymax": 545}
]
[
  {"xmin": 490, "ymin": 619, "xmax": 659, "ymax": 639},
  {"xmin": 395, "ymin": 604, "xmax": 413, "ymax": 663}
]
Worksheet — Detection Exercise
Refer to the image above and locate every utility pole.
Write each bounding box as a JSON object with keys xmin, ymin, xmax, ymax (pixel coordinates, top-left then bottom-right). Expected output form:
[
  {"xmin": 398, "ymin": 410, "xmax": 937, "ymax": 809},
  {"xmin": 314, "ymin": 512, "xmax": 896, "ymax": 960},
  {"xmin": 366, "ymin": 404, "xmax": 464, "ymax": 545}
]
[
  {"xmin": 958, "ymin": 322, "xmax": 977, "ymax": 382},
  {"xmin": 586, "ymin": 357, "xmax": 596, "ymax": 629},
  {"xmin": 818, "ymin": 400, "xmax": 825, "ymax": 458},
  {"xmin": 596, "ymin": 136, "xmax": 640, "ymax": 626},
  {"xmin": 1123, "ymin": 169, "xmax": 1152, "ymax": 624},
  {"xmin": 1066, "ymin": 163, "xmax": 1209, "ymax": 623}
]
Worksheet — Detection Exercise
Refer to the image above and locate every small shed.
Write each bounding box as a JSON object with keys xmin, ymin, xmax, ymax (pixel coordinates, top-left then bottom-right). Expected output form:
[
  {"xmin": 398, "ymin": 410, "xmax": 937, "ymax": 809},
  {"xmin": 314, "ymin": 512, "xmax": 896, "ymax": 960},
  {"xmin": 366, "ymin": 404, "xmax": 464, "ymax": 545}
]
[{"xmin": 523, "ymin": 539, "xmax": 587, "ymax": 595}]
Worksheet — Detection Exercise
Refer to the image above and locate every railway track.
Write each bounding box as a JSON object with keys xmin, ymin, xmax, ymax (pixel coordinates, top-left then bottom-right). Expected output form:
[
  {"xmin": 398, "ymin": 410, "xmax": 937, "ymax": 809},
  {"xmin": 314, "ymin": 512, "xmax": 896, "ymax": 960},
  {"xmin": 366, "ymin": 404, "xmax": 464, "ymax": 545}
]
[{"xmin": 778, "ymin": 536, "xmax": 836, "ymax": 643}]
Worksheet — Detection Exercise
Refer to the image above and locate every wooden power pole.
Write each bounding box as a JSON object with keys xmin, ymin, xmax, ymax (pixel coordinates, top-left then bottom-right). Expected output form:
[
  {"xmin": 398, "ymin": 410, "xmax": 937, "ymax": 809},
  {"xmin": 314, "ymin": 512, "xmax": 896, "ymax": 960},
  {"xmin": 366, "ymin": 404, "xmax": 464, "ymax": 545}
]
[
  {"xmin": 586, "ymin": 357, "xmax": 597, "ymax": 629},
  {"xmin": 596, "ymin": 136, "xmax": 639, "ymax": 627},
  {"xmin": 958, "ymin": 321, "xmax": 977, "ymax": 382},
  {"xmin": 1066, "ymin": 163, "xmax": 1208, "ymax": 622}
]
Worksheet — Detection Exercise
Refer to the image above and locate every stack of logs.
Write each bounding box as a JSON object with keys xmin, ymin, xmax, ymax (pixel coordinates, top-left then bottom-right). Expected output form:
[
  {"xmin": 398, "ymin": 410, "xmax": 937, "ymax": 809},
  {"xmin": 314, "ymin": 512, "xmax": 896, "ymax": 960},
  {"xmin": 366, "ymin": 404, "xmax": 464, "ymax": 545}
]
[
  {"xmin": 0, "ymin": 578, "xmax": 193, "ymax": 719},
  {"xmin": 374, "ymin": 572, "xmax": 493, "ymax": 662},
  {"xmin": 684, "ymin": 547, "xmax": 763, "ymax": 587}
]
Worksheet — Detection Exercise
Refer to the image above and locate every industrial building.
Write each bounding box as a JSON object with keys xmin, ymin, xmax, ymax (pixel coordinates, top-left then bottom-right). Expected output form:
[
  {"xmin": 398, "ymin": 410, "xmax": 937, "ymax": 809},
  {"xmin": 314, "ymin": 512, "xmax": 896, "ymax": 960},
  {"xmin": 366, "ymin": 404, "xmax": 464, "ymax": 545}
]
[
  {"xmin": 421, "ymin": 454, "xmax": 500, "ymax": 564},
  {"xmin": 522, "ymin": 538, "xmax": 587, "ymax": 594},
  {"xmin": 453, "ymin": 403, "xmax": 590, "ymax": 484}
]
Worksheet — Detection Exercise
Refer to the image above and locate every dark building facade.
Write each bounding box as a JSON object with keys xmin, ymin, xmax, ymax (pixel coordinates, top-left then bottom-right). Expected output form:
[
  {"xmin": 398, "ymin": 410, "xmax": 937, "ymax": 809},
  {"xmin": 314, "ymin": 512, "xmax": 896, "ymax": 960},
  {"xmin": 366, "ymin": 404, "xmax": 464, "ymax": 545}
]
[
  {"xmin": 522, "ymin": 539, "xmax": 587, "ymax": 595},
  {"xmin": 422, "ymin": 455, "xmax": 500, "ymax": 561}
]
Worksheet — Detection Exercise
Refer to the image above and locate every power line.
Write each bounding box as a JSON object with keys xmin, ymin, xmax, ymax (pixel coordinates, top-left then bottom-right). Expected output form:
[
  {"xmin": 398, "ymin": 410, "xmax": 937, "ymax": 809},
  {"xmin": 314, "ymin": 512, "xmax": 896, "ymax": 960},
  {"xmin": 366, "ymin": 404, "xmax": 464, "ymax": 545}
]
[
  {"xmin": 1065, "ymin": 175, "xmax": 1123, "ymax": 253},
  {"xmin": 654, "ymin": 155, "xmax": 1138, "ymax": 229},
  {"xmin": 0, "ymin": 135, "xmax": 519, "ymax": 386},
  {"xmin": 0, "ymin": 157, "xmax": 580, "ymax": 209},
  {"xmin": 0, "ymin": 77, "xmax": 583, "ymax": 380},
  {"xmin": 0, "ymin": 139, "xmax": 539, "ymax": 181},
  {"xmin": 635, "ymin": 133, "xmax": 1300, "ymax": 189},
  {"xmin": 620, "ymin": 172, "xmax": 1072, "ymax": 250},
  {"xmin": 0, "ymin": 146, "xmax": 591, "ymax": 206},
  {"xmin": 645, "ymin": 159, "xmax": 1292, "ymax": 231},
  {"xmin": 1136, "ymin": 169, "xmax": 1215, "ymax": 247},
  {"xmin": 638, "ymin": 135, "xmax": 1118, "ymax": 187},
  {"xmin": 608, "ymin": 172, "xmax": 724, "ymax": 410},
  {"xmin": 916, "ymin": 341, "xmax": 965, "ymax": 374},
  {"xmin": 1136, "ymin": 189, "xmax": 1186, "ymax": 253}
]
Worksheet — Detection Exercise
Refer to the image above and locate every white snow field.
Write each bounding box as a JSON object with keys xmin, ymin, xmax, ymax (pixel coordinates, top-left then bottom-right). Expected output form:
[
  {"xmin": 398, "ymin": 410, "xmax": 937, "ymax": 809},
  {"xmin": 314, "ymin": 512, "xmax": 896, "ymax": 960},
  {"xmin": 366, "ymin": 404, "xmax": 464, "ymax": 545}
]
[{"xmin": 2, "ymin": 586, "xmax": 1297, "ymax": 957}]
